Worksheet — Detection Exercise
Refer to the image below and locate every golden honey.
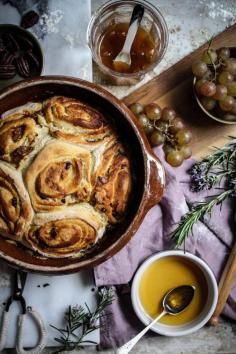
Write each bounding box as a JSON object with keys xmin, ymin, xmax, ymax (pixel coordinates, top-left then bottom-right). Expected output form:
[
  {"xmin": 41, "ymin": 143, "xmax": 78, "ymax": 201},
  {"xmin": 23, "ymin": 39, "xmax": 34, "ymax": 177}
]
[
  {"xmin": 139, "ymin": 256, "xmax": 208, "ymax": 325},
  {"xmin": 99, "ymin": 23, "xmax": 157, "ymax": 73}
]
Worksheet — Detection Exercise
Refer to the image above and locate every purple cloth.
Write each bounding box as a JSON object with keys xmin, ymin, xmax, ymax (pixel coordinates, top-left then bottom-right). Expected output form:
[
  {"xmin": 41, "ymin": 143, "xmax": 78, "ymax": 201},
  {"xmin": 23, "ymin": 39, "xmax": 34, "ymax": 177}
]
[{"xmin": 94, "ymin": 147, "xmax": 236, "ymax": 350}]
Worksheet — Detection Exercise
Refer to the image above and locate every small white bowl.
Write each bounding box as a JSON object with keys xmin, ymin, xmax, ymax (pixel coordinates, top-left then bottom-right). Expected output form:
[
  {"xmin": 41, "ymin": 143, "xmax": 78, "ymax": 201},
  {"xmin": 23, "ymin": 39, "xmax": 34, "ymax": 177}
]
[{"xmin": 131, "ymin": 250, "xmax": 218, "ymax": 336}]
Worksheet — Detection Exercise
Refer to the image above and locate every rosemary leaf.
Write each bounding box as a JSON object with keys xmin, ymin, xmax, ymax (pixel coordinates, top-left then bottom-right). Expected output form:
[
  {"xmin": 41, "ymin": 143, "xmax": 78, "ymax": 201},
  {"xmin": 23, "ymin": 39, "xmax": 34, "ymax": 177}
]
[
  {"xmin": 172, "ymin": 189, "xmax": 233, "ymax": 247},
  {"xmin": 51, "ymin": 287, "xmax": 114, "ymax": 353}
]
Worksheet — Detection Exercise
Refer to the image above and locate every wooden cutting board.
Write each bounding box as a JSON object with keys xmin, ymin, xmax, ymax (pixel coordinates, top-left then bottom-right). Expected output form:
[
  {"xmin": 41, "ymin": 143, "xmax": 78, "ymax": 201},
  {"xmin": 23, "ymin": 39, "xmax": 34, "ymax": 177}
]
[{"xmin": 124, "ymin": 24, "xmax": 236, "ymax": 159}]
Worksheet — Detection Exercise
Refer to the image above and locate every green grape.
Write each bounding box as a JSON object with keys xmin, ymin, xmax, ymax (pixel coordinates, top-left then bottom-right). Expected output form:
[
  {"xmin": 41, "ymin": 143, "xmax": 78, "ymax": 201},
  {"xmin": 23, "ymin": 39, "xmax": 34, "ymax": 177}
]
[
  {"xmin": 202, "ymin": 69, "xmax": 214, "ymax": 81},
  {"xmin": 161, "ymin": 107, "xmax": 176, "ymax": 122},
  {"xmin": 166, "ymin": 150, "xmax": 183, "ymax": 167},
  {"xmin": 143, "ymin": 124, "xmax": 154, "ymax": 135},
  {"xmin": 201, "ymin": 49, "xmax": 217, "ymax": 64},
  {"xmin": 222, "ymin": 113, "xmax": 236, "ymax": 122},
  {"xmin": 230, "ymin": 101, "xmax": 236, "ymax": 114},
  {"xmin": 200, "ymin": 96, "xmax": 217, "ymax": 111},
  {"xmin": 179, "ymin": 145, "xmax": 192, "ymax": 159},
  {"xmin": 163, "ymin": 143, "xmax": 174, "ymax": 155},
  {"xmin": 219, "ymin": 96, "xmax": 235, "ymax": 112},
  {"xmin": 218, "ymin": 71, "xmax": 234, "ymax": 85},
  {"xmin": 195, "ymin": 78, "xmax": 207, "ymax": 95},
  {"xmin": 199, "ymin": 81, "xmax": 216, "ymax": 97},
  {"xmin": 217, "ymin": 47, "xmax": 230, "ymax": 61},
  {"xmin": 226, "ymin": 81, "xmax": 236, "ymax": 97},
  {"xmin": 225, "ymin": 58, "xmax": 236, "ymax": 75},
  {"xmin": 175, "ymin": 129, "xmax": 192, "ymax": 145},
  {"xmin": 130, "ymin": 102, "xmax": 144, "ymax": 115},
  {"xmin": 212, "ymin": 84, "xmax": 227, "ymax": 100},
  {"xmin": 138, "ymin": 113, "xmax": 149, "ymax": 127},
  {"xmin": 145, "ymin": 103, "xmax": 162, "ymax": 120},
  {"xmin": 150, "ymin": 131, "xmax": 165, "ymax": 146},
  {"xmin": 191, "ymin": 60, "xmax": 208, "ymax": 78},
  {"xmin": 169, "ymin": 117, "xmax": 184, "ymax": 134}
]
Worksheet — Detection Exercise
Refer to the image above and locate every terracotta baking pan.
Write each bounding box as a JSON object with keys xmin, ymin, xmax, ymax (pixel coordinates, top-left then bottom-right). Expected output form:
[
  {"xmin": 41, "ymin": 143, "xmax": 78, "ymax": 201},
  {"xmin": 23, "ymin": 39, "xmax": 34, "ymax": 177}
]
[{"xmin": 0, "ymin": 76, "xmax": 165, "ymax": 274}]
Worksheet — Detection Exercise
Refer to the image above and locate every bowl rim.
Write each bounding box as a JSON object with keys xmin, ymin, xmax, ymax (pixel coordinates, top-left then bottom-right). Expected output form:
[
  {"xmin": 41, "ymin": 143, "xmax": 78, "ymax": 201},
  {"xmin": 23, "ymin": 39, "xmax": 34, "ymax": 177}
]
[
  {"xmin": 193, "ymin": 76, "xmax": 236, "ymax": 125},
  {"xmin": 0, "ymin": 75, "xmax": 165, "ymax": 274},
  {"xmin": 131, "ymin": 250, "xmax": 218, "ymax": 336}
]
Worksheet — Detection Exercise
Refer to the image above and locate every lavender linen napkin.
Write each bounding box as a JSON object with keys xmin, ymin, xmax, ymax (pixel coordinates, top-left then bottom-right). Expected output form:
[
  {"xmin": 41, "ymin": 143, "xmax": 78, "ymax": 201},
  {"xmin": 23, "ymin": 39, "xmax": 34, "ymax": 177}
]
[{"xmin": 94, "ymin": 147, "xmax": 236, "ymax": 350}]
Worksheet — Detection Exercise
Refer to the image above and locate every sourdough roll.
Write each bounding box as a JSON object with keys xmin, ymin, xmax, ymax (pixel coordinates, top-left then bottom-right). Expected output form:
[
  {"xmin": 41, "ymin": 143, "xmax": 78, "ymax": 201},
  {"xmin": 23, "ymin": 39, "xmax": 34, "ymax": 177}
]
[
  {"xmin": 24, "ymin": 204, "xmax": 107, "ymax": 258},
  {"xmin": 0, "ymin": 102, "xmax": 44, "ymax": 168},
  {"xmin": 43, "ymin": 96, "xmax": 113, "ymax": 148},
  {"xmin": 25, "ymin": 141, "xmax": 94, "ymax": 212},
  {"xmin": 92, "ymin": 141, "xmax": 132, "ymax": 223},
  {"xmin": 0, "ymin": 162, "xmax": 33, "ymax": 239}
]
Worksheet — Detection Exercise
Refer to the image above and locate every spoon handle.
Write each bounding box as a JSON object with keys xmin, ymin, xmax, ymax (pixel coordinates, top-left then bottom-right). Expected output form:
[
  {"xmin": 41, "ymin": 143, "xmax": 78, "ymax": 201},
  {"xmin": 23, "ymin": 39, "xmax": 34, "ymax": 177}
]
[
  {"xmin": 115, "ymin": 311, "xmax": 166, "ymax": 354},
  {"xmin": 121, "ymin": 5, "xmax": 144, "ymax": 53}
]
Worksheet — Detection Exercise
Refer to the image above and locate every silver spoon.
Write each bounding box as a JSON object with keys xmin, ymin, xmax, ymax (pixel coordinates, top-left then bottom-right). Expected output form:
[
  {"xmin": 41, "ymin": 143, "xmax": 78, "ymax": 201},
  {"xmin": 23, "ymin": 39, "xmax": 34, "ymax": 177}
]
[
  {"xmin": 115, "ymin": 285, "xmax": 195, "ymax": 354},
  {"xmin": 113, "ymin": 4, "xmax": 144, "ymax": 72}
]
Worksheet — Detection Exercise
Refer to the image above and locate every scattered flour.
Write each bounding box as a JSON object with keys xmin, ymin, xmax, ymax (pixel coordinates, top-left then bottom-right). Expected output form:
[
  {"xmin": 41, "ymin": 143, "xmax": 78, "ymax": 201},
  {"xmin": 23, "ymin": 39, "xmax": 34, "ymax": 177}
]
[
  {"xmin": 39, "ymin": 9, "xmax": 63, "ymax": 35},
  {"xmin": 200, "ymin": 0, "xmax": 236, "ymax": 24}
]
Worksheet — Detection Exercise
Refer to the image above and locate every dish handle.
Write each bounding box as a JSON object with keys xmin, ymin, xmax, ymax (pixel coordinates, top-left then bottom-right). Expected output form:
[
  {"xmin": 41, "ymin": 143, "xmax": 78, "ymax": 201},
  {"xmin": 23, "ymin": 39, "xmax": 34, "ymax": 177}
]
[{"xmin": 145, "ymin": 150, "xmax": 165, "ymax": 209}]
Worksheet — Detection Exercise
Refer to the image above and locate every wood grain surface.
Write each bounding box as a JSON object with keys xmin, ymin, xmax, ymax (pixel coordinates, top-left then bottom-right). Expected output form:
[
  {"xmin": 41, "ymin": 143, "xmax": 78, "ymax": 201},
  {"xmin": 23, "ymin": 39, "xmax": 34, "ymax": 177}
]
[{"xmin": 124, "ymin": 24, "xmax": 236, "ymax": 158}]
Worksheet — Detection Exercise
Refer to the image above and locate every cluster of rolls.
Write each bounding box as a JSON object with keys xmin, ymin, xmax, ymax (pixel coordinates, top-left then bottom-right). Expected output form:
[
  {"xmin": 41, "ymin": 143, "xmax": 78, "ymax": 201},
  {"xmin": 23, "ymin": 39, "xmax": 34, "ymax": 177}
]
[{"xmin": 0, "ymin": 96, "xmax": 132, "ymax": 258}]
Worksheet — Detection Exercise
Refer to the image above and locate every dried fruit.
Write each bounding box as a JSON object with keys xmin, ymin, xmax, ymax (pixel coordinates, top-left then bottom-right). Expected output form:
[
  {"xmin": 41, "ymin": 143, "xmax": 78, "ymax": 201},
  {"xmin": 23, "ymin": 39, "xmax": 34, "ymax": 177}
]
[
  {"xmin": 26, "ymin": 49, "xmax": 40, "ymax": 68},
  {"xmin": 2, "ymin": 33, "xmax": 19, "ymax": 52},
  {"xmin": 17, "ymin": 35, "xmax": 34, "ymax": 50},
  {"xmin": 21, "ymin": 10, "xmax": 39, "ymax": 29},
  {"xmin": 15, "ymin": 56, "xmax": 30, "ymax": 77},
  {"xmin": 0, "ymin": 64, "xmax": 15, "ymax": 79}
]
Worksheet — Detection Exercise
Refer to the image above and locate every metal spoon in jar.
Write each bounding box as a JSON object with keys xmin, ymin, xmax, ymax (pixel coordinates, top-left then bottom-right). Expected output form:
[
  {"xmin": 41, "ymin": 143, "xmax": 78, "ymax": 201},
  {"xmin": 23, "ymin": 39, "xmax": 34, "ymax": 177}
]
[
  {"xmin": 113, "ymin": 4, "xmax": 144, "ymax": 72},
  {"xmin": 115, "ymin": 285, "xmax": 195, "ymax": 354}
]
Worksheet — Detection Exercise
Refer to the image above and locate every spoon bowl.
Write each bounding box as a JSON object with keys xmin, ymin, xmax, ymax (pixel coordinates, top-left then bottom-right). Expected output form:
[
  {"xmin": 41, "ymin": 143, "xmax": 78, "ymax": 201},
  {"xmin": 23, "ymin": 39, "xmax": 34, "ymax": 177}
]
[{"xmin": 164, "ymin": 285, "xmax": 195, "ymax": 315}]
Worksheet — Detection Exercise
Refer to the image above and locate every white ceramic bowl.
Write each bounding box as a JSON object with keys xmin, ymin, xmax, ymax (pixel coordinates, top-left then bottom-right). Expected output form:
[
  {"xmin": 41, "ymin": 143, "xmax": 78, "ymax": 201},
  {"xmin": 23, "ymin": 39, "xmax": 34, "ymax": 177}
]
[{"xmin": 131, "ymin": 250, "xmax": 218, "ymax": 336}]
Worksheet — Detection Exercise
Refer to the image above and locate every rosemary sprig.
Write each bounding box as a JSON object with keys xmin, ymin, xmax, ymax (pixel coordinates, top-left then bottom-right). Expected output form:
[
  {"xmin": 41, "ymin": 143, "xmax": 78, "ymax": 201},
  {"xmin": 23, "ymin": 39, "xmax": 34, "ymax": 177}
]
[
  {"xmin": 173, "ymin": 189, "xmax": 233, "ymax": 247},
  {"xmin": 51, "ymin": 287, "xmax": 114, "ymax": 354},
  {"xmin": 172, "ymin": 136, "xmax": 236, "ymax": 246},
  {"xmin": 200, "ymin": 136, "xmax": 236, "ymax": 170}
]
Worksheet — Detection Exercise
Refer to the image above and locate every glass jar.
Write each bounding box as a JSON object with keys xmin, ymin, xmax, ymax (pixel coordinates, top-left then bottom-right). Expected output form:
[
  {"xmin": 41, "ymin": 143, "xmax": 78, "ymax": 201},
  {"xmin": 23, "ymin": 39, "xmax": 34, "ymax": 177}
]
[{"xmin": 87, "ymin": 0, "xmax": 168, "ymax": 85}]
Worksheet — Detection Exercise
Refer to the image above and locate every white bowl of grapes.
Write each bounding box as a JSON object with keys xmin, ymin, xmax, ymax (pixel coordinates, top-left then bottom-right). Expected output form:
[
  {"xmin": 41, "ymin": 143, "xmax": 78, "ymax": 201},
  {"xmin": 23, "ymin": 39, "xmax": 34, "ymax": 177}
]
[{"xmin": 192, "ymin": 46, "xmax": 236, "ymax": 124}]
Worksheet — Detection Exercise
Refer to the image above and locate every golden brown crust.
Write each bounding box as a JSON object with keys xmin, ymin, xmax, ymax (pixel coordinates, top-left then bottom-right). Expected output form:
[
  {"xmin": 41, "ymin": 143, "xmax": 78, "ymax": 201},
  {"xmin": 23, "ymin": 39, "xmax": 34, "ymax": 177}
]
[
  {"xmin": 92, "ymin": 141, "xmax": 132, "ymax": 223},
  {"xmin": 0, "ymin": 163, "xmax": 33, "ymax": 239},
  {"xmin": 0, "ymin": 97, "xmax": 132, "ymax": 258},
  {"xmin": 0, "ymin": 103, "xmax": 43, "ymax": 168},
  {"xmin": 23, "ymin": 204, "xmax": 107, "ymax": 258},
  {"xmin": 28, "ymin": 219, "xmax": 96, "ymax": 257},
  {"xmin": 24, "ymin": 141, "xmax": 93, "ymax": 212},
  {"xmin": 43, "ymin": 96, "xmax": 114, "ymax": 147}
]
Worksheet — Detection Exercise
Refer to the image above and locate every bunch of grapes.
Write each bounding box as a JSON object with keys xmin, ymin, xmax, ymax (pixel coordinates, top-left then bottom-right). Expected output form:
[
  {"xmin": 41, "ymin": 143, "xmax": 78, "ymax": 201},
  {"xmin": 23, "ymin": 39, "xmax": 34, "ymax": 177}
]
[
  {"xmin": 129, "ymin": 102, "xmax": 192, "ymax": 167},
  {"xmin": 192, "ymin": 47, "xmax": 236, "ymax": 122}
]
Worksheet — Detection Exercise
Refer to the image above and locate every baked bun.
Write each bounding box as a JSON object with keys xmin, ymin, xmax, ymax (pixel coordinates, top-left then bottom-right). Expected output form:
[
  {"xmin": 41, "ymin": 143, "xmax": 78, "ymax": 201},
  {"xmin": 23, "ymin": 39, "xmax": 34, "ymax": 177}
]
[
  {"xmin": 24, "ymin": 204, "xmax": 107, "ymax": 258},
  {"xmin": 0, "ymin": 162, "xmax": 33, "ymax": 239},
  {"xmin": 92, "ymin": 141, "xmax": 132, "ymax": 223},
  {"xmin": 43, "ymin": 96, "xmax": 113, "ymax": 148},
  {"xmin": 0, "ymin": 97, "xmax": 132, "ymax": 258},
  {"xmin": 0, "ymin": 103, "xmax": 44, "ymax": 168},
  {"xmin": 25, "ymin": 141, "xmax": 93, "ymax": 212}
]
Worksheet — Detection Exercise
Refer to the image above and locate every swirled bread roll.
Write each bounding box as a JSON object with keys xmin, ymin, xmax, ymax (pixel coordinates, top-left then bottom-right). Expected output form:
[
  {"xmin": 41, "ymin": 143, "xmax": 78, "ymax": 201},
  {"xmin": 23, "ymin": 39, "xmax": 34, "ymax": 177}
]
[
  {"xmin": 43, "ymin": 96, "xmax": 114, "ymax": 148},
  {"xmin": 24, "ymin": 204, "xmax": 107, "ymax": 258},
  {"xmin": 25, "ymin": 141, "xmax": 94, "ymax": 212},
  {"xmin": 92, "ymin": 141, "xmax": 132, "ymax": 223},
  {"xmin": 0, "ymin": 102, "xmax": 44, "ymax": 168},
  {"xmin": 0, "ymin": 162, "xmax": 33, "ymax": 239}
]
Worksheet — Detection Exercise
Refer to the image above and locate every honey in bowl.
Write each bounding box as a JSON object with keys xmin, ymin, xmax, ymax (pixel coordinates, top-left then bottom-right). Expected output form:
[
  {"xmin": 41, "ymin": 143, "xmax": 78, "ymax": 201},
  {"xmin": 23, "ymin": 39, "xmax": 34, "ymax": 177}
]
[
  {"xmin": 99, "ymin": 23, "xmax": 157, "ymax": 73},
  {"xmin": 139, "ymin": 256, "xmax": 208, "ymax": 326}
]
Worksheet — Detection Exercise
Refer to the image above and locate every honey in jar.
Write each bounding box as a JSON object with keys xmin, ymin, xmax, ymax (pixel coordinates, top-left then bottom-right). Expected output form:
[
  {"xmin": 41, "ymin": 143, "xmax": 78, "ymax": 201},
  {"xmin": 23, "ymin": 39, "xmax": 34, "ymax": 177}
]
[{"xmin": 99, "ymin": 23, "xmax": 157, "ymax": 73}]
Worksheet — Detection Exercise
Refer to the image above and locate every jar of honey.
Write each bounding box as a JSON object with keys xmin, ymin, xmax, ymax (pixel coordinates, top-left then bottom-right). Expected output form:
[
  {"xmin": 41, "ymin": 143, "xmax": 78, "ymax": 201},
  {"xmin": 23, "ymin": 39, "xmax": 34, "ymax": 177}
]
[{"xmin": 87, "ymin": 0, "xmax": 168, "ymax": 85}]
